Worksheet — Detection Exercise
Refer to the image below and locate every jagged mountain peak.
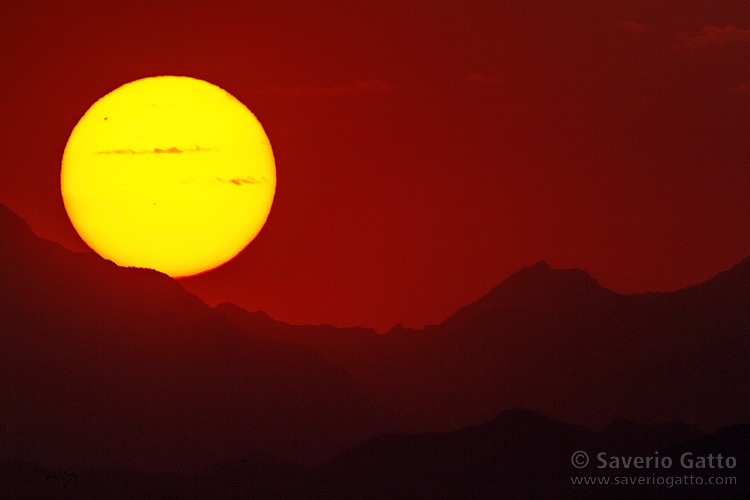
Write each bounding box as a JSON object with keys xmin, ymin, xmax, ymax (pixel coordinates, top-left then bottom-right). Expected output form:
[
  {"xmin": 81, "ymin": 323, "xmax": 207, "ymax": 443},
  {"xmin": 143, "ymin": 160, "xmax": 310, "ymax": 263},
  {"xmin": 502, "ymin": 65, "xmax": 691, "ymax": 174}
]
[
  {"xmin": 442, "ymin": 260, "xmax": 611, "ymax": 326},
  {"xmin": 508, "ymin": 259, "xmax": 603, "ymax": 288},
  {"xmin": 530, "ymin": 259, "xmax": 552, "ymax": 270}
]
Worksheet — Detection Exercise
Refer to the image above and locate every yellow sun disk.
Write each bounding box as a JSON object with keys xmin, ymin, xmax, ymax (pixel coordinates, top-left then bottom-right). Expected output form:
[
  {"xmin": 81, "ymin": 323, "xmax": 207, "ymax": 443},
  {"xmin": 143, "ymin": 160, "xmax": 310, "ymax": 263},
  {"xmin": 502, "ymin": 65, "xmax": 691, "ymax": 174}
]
[{"xmin": 61, "ymin": 76, "xmax": 276, "ymax": 278}]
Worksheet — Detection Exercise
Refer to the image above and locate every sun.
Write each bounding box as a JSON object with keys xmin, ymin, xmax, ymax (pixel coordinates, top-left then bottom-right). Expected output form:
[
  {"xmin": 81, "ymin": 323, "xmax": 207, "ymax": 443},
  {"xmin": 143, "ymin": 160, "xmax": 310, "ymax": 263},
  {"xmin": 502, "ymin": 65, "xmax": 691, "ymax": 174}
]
[{"xmin": 61, "ymin": 76, "xmax": 276, "ymax": 278}]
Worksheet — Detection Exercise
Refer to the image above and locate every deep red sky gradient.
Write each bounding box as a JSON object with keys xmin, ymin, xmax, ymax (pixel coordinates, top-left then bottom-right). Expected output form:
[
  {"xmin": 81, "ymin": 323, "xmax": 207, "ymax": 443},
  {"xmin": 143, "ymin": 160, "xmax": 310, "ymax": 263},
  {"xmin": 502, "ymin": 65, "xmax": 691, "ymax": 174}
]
[{"xmin": 1, "ymin": 1, "xmax": 748, "ymax": 332}]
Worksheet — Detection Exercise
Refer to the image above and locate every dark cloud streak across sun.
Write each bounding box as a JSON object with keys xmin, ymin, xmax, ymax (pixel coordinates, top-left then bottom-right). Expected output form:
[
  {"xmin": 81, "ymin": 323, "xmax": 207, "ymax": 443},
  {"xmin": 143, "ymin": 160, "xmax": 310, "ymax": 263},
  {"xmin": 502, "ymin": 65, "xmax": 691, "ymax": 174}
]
[
  {"xmin": 94, "ymin": 146, "xmax": 214, "ymax": 155},
  {"xmin": 215, "ymin": 177, "xmax": 264, "ymax": 186}
]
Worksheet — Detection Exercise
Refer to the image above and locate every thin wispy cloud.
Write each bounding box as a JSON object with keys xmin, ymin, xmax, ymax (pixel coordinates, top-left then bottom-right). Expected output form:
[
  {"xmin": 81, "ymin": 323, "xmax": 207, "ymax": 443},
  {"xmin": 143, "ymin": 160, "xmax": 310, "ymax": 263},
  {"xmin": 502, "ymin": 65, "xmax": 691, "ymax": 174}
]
[
  {"xmin": 620, "ymin": 20, "xmax": 646, "ymax": 33},
  {"xmin": 252, "ymin": 79, "xmax": 392, "ymax": 98},
  {"xmin": 466, "ymin": 73, "xmax": 503, "ymax": 87},
  {"xmin": 672, "ymin": 26, "xmax": 750, "ymax": 49}
]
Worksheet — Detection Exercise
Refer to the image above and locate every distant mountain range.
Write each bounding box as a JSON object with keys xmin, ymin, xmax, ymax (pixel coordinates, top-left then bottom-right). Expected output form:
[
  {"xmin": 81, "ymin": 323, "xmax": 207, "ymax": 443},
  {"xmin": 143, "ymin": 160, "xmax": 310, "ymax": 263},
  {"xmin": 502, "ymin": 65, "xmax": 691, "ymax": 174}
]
[
  {"xmin": 0, "ymin": 203, "xmax": 748, "ymax": 498},
  {"xmin": 219, "ymin": 255, "xmax": 750, "ymax": 433}
]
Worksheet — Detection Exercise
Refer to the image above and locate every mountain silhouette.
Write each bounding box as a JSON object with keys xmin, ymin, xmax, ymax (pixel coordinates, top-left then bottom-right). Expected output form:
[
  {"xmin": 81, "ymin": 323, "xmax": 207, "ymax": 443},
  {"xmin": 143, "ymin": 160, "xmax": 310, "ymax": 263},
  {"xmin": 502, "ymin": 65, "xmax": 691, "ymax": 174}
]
[
  {"xmin": 299, "ymin": 407, "xmax": 594, "ymax": 499},
  {"xmin": 303, "ymin": 409, "xmax": 748, "ymax": 500},
  {"xmin": 0, "ymin": 204, "xmax": 387, "ymax": 471},
  {"xmin": 5, "ymin": 409, "xmax": 746, "ymax": 499},
  {"xmin": 219, "ymin": 256, "xmax": 750, "ymax": 433},
  {"xmin": 1, "ymin": 202, "xmax": 748, "ymax": 497}
]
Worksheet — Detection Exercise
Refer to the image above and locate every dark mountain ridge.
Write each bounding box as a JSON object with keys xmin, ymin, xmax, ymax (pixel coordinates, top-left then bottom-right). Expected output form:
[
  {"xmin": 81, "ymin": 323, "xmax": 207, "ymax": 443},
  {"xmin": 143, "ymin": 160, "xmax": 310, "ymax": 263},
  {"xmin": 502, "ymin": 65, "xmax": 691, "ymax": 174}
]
[
  {"xmin": 219, "ymin": 255, "xmax": 749, "ymax": 433},
  {"xmin": 0, "ymin": 204, "xmax": 388, "ymax": 472},
  {"xmin": 1, "ymin": 202, "xmax": 747, "ymax": 475}
]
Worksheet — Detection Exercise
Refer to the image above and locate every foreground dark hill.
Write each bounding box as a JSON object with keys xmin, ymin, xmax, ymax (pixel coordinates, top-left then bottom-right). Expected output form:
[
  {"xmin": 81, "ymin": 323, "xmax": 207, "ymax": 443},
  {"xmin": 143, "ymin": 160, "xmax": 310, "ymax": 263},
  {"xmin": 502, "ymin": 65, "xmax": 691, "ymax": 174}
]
[
  {"xmin": 0, "ymin": 204, "xmax": 387, "ymax": 471},
  {"xmin": 219, "ymin": 257, "xmax": 750, "ymax": 432},
  {"xmin": 4, "ymin": 409, "xmax": 745, "ymax": 500},
  {"xmin": 303, "ymin": 409, "xmax": 745, "ymax": 500}
]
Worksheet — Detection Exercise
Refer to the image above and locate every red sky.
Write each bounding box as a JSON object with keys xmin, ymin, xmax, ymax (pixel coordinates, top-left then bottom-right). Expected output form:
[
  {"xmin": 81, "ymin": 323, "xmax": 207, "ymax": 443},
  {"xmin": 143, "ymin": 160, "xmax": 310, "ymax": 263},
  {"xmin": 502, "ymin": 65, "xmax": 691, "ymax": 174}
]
[{"xmin": 1, "ymin": 1, "xmax": 748, "ymax": 332}]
